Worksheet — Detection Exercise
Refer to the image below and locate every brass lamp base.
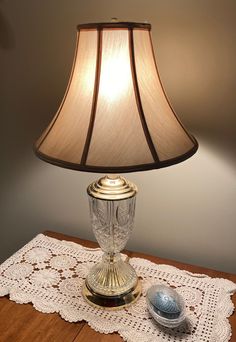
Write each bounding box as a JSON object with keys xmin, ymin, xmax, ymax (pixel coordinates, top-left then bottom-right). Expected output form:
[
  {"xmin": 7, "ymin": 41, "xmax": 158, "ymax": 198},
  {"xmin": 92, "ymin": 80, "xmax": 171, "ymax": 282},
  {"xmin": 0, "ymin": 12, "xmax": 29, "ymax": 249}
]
[{"xmin": 82, "ymin": 279, "xmax": 141, "ymax": 310}]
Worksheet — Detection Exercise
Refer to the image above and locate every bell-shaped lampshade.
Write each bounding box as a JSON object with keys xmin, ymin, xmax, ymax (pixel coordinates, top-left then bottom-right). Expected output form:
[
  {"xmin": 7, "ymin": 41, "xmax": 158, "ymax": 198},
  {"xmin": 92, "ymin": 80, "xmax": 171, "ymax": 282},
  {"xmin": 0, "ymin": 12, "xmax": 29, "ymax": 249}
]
[{"xmin": 35, "ymin": 22, "xmax": 198, "ymax": 173}]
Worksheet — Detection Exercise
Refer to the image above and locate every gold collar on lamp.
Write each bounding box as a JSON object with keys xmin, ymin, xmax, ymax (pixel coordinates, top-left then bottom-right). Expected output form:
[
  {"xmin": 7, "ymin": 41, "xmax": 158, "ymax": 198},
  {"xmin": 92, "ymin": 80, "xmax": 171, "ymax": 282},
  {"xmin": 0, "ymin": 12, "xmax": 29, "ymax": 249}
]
[{"xmin": 34, "ymin": 20, "xmax": 198, "ymax": 309}]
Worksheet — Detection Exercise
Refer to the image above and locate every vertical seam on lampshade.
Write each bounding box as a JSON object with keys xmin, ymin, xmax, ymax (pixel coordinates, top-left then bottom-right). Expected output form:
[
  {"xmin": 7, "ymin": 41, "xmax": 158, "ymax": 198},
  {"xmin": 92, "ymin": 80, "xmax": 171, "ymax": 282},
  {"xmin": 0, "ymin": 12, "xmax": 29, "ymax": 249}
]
[
  {"xmin": 36, "ymin": 31, "xmax": 80, "ymax": 151},
  {"xmin": 80, "ymin": 29, "xmax": 102, "ymax": 165},
  {"xmin": 148, "ymin": 31, "xmax": 196, "ymax": 145},
  {"xmin": 128, "ymin": 29, "xmax": 160, "ymax": 163}
]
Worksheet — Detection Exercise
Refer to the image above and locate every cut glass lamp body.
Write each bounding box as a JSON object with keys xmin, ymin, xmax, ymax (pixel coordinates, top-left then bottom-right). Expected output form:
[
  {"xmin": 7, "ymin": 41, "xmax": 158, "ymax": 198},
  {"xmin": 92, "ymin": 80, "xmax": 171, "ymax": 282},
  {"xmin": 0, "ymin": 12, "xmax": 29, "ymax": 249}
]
[
  {"xmin": 87, "ymin": 197, "xmax": 136, "ymax": 296},
  {"xmin": 83, "ymin": 175, "xmax": 141, "ymax": 308}
]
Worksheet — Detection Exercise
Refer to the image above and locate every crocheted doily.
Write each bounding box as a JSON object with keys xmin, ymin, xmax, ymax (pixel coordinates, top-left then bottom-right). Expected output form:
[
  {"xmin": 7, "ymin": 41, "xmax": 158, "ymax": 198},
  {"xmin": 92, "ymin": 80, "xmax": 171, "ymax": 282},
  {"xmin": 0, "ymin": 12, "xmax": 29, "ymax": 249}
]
[{"xmin": 0, "ymin": 234, "xmax": 235, "ymax": 342}]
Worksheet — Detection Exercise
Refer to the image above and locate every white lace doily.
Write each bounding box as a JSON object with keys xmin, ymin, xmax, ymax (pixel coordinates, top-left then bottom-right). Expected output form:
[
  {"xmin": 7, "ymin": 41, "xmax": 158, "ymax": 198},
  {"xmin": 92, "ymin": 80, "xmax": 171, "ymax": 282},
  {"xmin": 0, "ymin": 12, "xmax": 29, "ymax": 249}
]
[{"xmin": 0, "ymin": 234, "xmax": 235, "ymax": 342}]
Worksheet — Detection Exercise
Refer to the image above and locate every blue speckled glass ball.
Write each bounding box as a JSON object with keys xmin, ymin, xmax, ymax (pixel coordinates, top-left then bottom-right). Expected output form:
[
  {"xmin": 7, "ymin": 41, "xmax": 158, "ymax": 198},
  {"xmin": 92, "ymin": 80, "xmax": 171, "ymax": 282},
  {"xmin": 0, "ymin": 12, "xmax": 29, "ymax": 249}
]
[
  {"xmin": 146, "ymin": 284, "xmax": 186, "ymax": 328},
  {"xmin": 149, "ymin": 289, "xmax": 181, "ymax": 318}
]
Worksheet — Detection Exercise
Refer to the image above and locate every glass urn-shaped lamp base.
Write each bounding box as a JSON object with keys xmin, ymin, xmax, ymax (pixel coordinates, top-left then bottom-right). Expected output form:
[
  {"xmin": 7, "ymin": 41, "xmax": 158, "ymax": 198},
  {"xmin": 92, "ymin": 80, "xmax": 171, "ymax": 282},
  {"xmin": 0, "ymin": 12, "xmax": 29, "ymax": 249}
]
[{"xmin": 82, "ymin": 175, "xmax": 141, "ymax": 309}]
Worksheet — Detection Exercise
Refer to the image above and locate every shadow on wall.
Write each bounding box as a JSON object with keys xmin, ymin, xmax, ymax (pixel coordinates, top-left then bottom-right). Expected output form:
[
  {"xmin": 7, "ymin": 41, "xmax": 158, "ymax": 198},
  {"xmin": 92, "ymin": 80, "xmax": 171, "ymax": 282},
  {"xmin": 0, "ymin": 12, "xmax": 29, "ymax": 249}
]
[
  {"xmin": 0, "ymin": 5, "xmax": 73, "ymax": 192},
  {"xmin": 0, "ymin": 9, "xmax": 15, "ymax": 49}
]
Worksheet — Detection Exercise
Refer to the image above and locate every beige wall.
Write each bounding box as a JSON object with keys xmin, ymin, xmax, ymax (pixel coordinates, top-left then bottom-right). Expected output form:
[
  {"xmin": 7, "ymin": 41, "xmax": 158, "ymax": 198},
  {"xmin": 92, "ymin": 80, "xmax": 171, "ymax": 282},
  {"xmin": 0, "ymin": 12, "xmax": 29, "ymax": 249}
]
[{"xmin": 0, "ymin": 0, "xmax": 235, "ymax": 273}]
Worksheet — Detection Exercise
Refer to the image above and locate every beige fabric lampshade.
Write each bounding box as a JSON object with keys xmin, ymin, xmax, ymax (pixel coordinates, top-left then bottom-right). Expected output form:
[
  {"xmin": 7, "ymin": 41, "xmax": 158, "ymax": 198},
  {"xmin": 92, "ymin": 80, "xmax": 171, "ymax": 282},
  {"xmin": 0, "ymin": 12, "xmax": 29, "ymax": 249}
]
[{"xmin": 35, "ymin": 22, "xmax": 198, "ymax": 173}]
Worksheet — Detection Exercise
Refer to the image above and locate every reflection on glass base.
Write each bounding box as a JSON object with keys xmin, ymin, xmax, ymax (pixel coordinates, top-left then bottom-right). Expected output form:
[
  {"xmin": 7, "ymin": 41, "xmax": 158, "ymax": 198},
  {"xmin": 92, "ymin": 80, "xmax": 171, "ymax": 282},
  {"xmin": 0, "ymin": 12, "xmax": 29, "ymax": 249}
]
[
  {"xmin": 86, "ymin": 253, "xmax": 138, "ymax": 296},
  {"xmin": 82, "ymin": 279, "xmax": 142, "ymax": 310}
]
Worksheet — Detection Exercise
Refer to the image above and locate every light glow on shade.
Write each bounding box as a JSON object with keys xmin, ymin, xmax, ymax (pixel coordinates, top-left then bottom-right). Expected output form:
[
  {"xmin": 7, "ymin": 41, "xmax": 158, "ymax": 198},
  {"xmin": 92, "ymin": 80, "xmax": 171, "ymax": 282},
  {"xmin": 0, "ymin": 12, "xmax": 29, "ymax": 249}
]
[{"xmin": 99, "ymin": 32, "xmax": 130, "ymax": 102}]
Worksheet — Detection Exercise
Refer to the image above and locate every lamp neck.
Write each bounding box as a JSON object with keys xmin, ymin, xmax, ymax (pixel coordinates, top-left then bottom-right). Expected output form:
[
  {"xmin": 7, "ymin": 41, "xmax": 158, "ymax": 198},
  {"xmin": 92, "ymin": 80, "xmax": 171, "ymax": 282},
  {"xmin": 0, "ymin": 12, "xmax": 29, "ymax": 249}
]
[
  {"xmin": 87, "ymin": 175, "xmax": 137, "ymax": 200},
  {"xmin": 106, "ymin": 174, "xmax": 119, "ymax": 180}
]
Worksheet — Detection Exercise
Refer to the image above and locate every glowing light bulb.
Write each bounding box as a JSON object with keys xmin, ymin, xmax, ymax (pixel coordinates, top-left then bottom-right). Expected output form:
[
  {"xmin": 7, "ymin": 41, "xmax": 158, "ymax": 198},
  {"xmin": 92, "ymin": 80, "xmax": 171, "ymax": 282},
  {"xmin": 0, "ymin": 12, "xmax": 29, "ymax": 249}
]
[{"xmin": 99, "ymin": 49, "xmax": 130, "ymax": 102}]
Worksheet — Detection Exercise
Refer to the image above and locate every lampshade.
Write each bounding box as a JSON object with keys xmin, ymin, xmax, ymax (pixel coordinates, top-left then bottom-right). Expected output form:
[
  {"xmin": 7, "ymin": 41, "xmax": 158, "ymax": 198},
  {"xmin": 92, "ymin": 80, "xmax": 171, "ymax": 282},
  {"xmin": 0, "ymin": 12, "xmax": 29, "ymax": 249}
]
[{"xmin": 35, "ymin": 22, "xmax": 198, "ymax": 173}]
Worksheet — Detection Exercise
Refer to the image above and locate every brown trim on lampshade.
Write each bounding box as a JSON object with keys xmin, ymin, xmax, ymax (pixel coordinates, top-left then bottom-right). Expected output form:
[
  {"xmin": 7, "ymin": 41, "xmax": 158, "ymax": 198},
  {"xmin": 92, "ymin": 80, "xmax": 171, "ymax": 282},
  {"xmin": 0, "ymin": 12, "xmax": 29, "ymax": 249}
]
[
  {"xmin": 36, "ymin": 32, "xmax": 80, "ymax": 150},
  {"xmin": 148, "ymin": 31, "xmax": 196, "ymax": 145},
  {"xmin": 128, "ymin": 29, "xmax": 160, "ymax": 163},
  {"xmin": 77, "ymin": 22, "xmax": 151, "ymax": 31},
  {"xmin": 34, "ymin": 135, "xmax": 198, "ymax": 173},
  {"xmin": 80, "ymin": 29, "xmax": 103, "ymax": 165}
]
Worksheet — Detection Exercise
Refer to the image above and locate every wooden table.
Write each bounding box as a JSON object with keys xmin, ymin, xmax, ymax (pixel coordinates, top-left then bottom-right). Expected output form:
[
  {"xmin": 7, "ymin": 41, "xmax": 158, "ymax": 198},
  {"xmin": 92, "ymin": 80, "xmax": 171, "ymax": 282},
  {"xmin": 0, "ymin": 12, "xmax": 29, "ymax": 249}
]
[{"xmin": 0, "ymin": 231, "xmax": 235, "ymax": 342}]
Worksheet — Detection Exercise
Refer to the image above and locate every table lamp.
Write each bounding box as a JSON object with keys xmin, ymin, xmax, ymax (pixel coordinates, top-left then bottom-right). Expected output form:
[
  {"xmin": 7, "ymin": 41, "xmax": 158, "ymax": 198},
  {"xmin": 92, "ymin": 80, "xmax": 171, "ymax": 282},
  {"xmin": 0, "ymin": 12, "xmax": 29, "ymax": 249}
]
[{"xmin": 34, "ymin": 21, "xmax": 198, "ymax": 309}]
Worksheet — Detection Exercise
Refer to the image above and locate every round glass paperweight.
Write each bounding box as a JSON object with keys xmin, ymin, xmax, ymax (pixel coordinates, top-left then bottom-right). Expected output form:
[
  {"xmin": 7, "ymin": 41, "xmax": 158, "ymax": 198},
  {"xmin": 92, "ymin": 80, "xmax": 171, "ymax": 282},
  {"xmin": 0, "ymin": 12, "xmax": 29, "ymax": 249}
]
[{"xmin": 146, "ymin": 285, "xmax": 186, "ymax": 328}]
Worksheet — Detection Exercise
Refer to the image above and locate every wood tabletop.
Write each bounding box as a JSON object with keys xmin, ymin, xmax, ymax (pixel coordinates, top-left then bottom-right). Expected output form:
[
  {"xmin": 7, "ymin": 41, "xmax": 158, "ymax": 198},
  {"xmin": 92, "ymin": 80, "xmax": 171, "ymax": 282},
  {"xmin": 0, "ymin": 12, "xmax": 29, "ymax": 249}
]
[{"xmin": 0, "ymin": 230, "xmax": 235, "ymax": 342}]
